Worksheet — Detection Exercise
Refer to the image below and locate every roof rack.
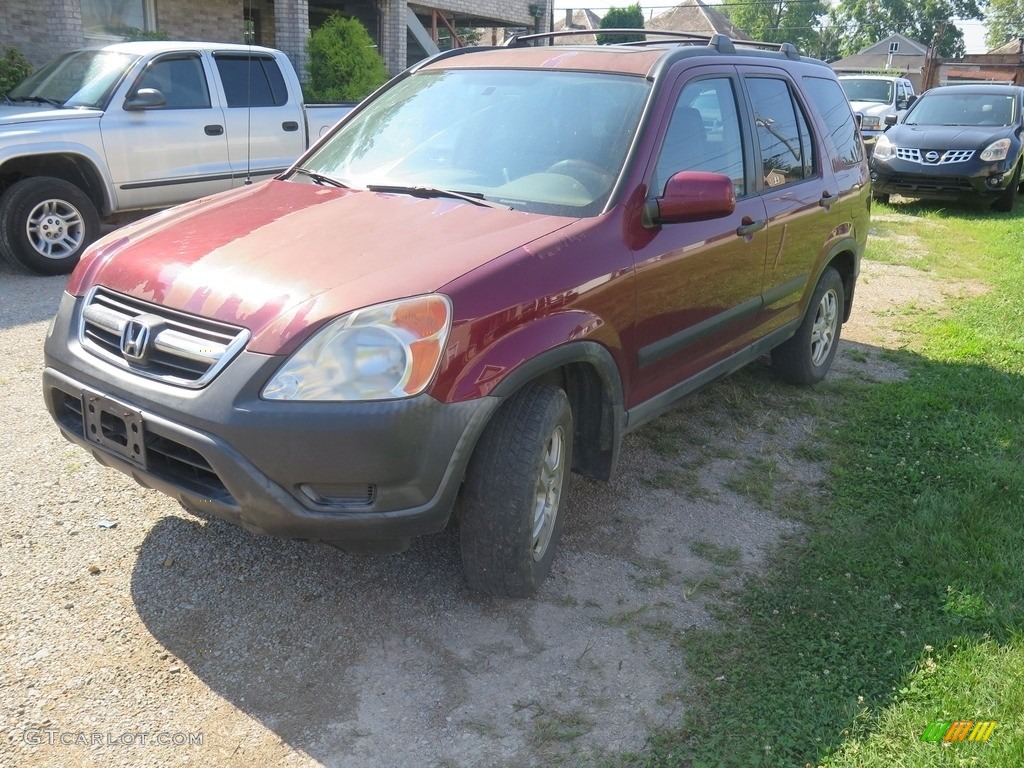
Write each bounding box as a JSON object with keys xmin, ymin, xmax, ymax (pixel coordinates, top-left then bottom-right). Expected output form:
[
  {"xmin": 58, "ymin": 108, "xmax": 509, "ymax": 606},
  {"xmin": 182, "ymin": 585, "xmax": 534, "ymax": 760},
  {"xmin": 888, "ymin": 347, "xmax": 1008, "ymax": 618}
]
[{"xmin": 503, "ymin": 28, "xmax": 801, "ymax": 60}]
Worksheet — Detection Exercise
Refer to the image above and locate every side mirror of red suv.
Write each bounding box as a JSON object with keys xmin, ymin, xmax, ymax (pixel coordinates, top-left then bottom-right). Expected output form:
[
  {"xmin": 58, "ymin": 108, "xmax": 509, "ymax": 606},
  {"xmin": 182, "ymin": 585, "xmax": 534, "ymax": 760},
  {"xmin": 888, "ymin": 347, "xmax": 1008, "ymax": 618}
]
[{"xmin": 645, "ymin": 171, "xmax": 736, "ymax": 226}]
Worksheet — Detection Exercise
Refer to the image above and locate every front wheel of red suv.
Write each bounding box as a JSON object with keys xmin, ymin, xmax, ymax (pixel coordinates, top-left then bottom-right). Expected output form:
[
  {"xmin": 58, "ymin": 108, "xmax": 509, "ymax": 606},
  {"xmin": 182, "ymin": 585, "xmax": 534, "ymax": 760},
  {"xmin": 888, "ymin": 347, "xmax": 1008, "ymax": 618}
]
[
  {"xmin": 459, "ymin": 383, "xmax": 573, "ymax": 598},
  {"xmin": 771, "ymin": 266, "xmax": 845, "ymax": 385}
]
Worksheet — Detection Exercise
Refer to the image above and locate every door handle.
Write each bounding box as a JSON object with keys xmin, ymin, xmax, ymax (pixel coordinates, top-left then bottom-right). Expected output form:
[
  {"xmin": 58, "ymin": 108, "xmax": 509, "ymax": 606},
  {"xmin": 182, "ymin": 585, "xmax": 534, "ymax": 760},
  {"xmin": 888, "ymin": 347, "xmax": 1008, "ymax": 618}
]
[
  {"xmin": 282, "ymin": 121, "xmax": 299, "ymax": 132},
  {"xmin": 204, "ymin": 124, "xmax": 224, "ymax": 136},
  {"xmin": 736, "ymin": 217, "xmax": 766, "ymax": 237},
  {"xmin": 819, "ymin": 191, "xmax": 835, "ymax": 209}
]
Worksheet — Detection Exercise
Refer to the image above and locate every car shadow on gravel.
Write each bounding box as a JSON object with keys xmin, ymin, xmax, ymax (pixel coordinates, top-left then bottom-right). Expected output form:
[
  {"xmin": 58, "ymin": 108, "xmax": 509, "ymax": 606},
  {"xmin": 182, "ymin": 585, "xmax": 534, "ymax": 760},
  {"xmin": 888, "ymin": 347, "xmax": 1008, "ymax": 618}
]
[{"xmin": 125, "ymin": 340, "xmax": 899, "ymax": 767}]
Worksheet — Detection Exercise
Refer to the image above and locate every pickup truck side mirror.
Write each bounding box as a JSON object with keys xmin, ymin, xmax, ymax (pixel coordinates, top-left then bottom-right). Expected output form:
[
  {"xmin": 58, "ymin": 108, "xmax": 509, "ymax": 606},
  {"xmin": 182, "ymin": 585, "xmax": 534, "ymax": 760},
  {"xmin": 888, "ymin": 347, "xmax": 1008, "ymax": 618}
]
[
  {"xmin": 644, "ymin": 171, "xmax": 736, "ymax": 227},
  {"xmin": 896, "ymin": 98, "xmax": 908, "ymax": 110},
  {"xmin": 124, "ymin": 88, "xmax": 166, "ymax": 110}
]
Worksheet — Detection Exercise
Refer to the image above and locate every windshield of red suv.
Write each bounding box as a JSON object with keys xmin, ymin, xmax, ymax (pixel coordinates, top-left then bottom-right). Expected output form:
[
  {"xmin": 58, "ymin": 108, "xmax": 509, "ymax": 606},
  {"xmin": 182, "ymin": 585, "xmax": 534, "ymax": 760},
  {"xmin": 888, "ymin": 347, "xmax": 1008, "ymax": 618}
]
[
  {"xmin": 839, "ymin": 78, "xmax": 893, "ymax": 104},
  {"xmin": 300, "ymin": 68, "xmax": 651, "ymax": 216},
  {"xmin": 906, "ymin": 92, "xmax": 1016, "ymax": 126}
]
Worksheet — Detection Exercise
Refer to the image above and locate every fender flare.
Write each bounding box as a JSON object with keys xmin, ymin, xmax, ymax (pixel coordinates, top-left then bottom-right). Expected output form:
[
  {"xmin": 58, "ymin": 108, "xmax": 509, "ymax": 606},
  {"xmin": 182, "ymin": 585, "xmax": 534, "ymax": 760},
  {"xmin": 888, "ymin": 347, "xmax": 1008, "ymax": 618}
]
[{"xmin": 0, "ymin": 144, "xmax": 115, "ymax": 214}]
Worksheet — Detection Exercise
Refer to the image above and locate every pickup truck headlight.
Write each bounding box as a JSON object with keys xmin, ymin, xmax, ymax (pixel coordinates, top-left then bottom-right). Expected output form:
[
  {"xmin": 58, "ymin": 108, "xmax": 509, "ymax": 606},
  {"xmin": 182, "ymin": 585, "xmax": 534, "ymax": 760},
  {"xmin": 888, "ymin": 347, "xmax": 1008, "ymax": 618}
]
[
  {"xmin": 860, "ymin": 116, "xmax": 880, "ymax": 129},
  {"xmin": 980, "ymin": 138, "xmax": 1011, "ymax": 162},
  {"xmin": 262, "ymin": 295, "xmax": 452, "ymax": 401},
  {"xmin": 873, "ymin": 134, "xmax": 895, "ymax": 160}
]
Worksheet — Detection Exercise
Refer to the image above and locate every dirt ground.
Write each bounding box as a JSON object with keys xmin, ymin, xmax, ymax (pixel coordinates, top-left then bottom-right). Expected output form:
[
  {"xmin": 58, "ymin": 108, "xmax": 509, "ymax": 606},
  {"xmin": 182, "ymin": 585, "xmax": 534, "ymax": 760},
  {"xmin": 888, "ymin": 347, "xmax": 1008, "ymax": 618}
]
[{"xmin": 0, "ymin": 249, "xmax": 974, "ymax": 767}]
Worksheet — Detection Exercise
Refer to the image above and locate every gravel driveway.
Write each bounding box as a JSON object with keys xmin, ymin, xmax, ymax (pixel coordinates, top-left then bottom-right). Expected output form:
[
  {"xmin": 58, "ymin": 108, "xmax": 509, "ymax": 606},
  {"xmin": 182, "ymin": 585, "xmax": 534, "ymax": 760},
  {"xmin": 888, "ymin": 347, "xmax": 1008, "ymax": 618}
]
[{"xmin": 0, "ymin": 251, "xmax": 932, "ymax": 768}]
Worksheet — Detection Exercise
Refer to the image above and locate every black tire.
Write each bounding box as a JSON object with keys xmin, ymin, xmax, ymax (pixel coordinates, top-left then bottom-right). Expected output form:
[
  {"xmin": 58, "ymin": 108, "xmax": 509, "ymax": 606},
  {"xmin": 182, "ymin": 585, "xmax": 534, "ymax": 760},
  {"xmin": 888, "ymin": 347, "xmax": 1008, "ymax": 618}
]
[
  {"xmin": 0, "ymin": 177, "xmax": 100, "ymax": 275},
  {"xmin": 459, "ymin": 383, "xmax": 573, "ymax": 597},
  {"xmin": 771, "ymin": 266, "xmax": 845, "ymax": 385},
  {"xmin": 992, "ymin": 162, "xmax": 1020, "ymax": 213}
]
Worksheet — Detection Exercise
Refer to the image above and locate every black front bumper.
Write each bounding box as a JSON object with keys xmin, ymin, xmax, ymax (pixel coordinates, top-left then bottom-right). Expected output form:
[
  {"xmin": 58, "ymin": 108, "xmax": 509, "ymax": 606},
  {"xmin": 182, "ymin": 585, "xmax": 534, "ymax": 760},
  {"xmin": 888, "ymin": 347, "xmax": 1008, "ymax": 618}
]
[
  {"xmin": 871, "ymin": 155, "xmax": 1017, "ymax": 201},
  {"xmin": 43, "ymin": 292, "xmax": 499, "ymax": 545}
]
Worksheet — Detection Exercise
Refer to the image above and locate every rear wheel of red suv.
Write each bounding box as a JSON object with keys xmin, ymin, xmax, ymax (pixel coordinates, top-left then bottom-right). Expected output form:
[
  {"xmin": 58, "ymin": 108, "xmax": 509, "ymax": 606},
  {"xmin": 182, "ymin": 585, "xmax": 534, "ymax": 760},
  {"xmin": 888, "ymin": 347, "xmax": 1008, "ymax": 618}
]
[
  {"xmin": 771, "ymin": 266, "xmax": 844, "ymax": 385},
  {"xmin": 459, "ymin": 383, "xmax": 573, "ymax": 598}
]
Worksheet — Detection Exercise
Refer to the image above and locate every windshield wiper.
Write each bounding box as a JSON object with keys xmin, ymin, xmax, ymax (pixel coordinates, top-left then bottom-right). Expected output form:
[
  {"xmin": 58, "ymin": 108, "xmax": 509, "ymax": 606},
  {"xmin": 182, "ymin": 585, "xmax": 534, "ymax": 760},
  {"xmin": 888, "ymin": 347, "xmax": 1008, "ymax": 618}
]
[
  {"xmin": 292, "ymin": 167, "xmax": 348, "ymax": 188},
  {"xmin": 7, "ymin": 95, "xmax": 64, "ymax": 108},
  {"xmin": 366, "ymin": 184, "xmax": 511, "ymax": 210}
]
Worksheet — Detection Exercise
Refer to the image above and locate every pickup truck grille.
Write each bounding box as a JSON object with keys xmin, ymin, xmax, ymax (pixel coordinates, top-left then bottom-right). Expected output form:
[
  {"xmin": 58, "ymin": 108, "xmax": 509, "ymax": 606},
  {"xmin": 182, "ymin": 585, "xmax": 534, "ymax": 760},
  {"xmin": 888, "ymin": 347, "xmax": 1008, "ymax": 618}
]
[{"xmin": 79, "ymin": 287, "xmax": 249, "ymax": 388}]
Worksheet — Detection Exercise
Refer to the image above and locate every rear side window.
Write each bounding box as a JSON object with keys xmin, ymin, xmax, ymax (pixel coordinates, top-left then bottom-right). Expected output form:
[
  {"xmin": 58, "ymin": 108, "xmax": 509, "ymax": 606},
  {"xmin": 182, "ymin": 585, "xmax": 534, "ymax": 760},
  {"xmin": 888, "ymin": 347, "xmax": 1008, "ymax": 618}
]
[
  {"xmin": 214, "ymin": 55, "xmax": 289, "ymax": 108},
  {"xmin": 746, "ymin": 77, "xmax": 815, "ymax": 188},
  {"xmin": 802, "ymin": 75, "xmax": 864, "ymax": 167}
]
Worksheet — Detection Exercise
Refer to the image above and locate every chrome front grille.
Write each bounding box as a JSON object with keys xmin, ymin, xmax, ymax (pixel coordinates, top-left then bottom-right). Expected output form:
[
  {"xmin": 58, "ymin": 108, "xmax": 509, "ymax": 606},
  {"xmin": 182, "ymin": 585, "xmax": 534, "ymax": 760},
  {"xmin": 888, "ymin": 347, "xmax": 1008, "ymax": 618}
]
[
  {"xmin": 79, "ymin": 287, "xmax": 249, "ymax": 387},
  {"xmin": 894, "ymin": 147, "xmax": 975, "ymax": 165}
]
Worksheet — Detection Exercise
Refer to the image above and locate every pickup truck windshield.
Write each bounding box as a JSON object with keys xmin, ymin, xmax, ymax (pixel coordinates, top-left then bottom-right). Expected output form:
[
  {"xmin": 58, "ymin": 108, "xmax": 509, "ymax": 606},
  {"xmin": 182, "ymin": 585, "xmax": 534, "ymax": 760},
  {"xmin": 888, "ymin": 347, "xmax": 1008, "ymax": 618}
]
[
  {"xmin": 840, "ymin": 79, "xmax": 893, "ymax": 104},
  {"xmin": 300, "ymin": 68, "xmax": 650, "ymax": 216},
  {"xmin": 8, "ymin": 50, "xmax": 139, "ymax": 109}
]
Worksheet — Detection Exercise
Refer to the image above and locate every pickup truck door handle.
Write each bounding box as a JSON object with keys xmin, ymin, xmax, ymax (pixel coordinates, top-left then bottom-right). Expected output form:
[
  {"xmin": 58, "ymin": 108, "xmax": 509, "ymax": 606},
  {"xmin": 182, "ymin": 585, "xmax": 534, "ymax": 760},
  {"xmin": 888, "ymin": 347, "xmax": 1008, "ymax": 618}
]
[
  {"xmin": 204, "ymin": 124, "xmax": 224, "ymax": 136},
  {"xmin": 819, "ymin": 191, "xmax": 835, "ymax": 209},
  {"xmin": 736, "ymin": 217, "xmax": 766, "ymax": 237},
  {"xmin": 282, "ymin": 121, "xmax": 299, "ymax": 132}
]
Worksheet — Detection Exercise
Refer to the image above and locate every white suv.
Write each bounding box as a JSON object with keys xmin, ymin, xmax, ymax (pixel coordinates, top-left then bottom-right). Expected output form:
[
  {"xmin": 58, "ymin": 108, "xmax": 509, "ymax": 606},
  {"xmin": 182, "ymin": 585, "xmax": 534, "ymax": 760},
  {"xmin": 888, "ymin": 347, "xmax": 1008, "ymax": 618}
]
[{"xmin": 839, "ymin": 75, "xmax": 916, "ymax": 150}]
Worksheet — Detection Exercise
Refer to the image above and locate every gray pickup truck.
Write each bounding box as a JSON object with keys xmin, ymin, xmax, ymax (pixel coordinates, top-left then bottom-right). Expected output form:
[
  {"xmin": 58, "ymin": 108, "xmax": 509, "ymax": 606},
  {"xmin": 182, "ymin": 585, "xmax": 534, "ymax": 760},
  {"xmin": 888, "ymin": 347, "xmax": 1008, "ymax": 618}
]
[{"xmin": 0, "ymin": 41, "xmax": 354, "ymax": 274}]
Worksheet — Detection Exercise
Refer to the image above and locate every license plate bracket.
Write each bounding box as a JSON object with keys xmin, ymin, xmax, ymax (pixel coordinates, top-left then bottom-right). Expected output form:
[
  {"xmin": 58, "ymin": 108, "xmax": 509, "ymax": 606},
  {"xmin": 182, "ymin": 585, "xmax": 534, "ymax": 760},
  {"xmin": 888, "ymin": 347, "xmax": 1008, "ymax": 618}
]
[{"xmin": 81, "ymin": 393, "xmax": 147, "ymax": 469}]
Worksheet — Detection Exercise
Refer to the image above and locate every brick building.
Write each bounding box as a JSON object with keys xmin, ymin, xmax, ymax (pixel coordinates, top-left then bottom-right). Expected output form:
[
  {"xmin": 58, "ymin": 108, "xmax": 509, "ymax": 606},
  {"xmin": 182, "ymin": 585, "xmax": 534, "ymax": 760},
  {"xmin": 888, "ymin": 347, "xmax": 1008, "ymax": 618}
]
[{"xmin": 1, "ymin": 0, "xmax": 550, "ymax": 80}]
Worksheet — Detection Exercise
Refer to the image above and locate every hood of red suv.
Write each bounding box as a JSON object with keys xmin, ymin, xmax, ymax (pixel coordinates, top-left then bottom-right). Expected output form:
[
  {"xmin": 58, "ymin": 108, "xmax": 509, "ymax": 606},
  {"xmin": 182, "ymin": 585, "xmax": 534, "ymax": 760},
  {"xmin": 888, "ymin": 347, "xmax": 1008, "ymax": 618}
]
[{"xmin": 69, "ymin": 180, "xmax": 573, "ymax": 354}]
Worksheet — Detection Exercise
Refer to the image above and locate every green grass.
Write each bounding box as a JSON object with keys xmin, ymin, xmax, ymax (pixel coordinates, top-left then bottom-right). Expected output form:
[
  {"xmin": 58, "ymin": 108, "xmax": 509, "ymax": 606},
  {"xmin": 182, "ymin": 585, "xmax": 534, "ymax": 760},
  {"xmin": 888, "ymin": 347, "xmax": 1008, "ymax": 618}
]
[{"xmin": 614, "ymin": 200, "xmax": 1024, "ymax": 767}]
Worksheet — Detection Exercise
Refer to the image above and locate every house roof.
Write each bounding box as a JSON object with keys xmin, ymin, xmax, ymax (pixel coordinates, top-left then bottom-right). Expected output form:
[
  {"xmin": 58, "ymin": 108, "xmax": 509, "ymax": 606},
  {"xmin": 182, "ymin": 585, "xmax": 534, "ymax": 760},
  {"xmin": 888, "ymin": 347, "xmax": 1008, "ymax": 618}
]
[
  {"xmin": 988, "ymin": 38, "xmax": 1024, "ymax": 55},
  {"xmin": 552, "ymin": 9, "xmax": 603, "ymax": 45},
  {"xmin": 830, "ymin": 33, "xmax": 928, "ymax": 74},
  {"xmin": 646, "ymin": 0, "xmax": 752, "ymax": 40}
]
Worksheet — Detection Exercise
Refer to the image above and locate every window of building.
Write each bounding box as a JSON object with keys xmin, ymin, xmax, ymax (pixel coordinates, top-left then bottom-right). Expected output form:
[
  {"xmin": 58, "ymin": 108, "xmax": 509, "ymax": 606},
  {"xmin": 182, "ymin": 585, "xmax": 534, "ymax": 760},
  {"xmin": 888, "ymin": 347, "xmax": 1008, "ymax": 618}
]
[{"xmin": 81, "ymin": 0, "xmax": 156, "ymax": 42}]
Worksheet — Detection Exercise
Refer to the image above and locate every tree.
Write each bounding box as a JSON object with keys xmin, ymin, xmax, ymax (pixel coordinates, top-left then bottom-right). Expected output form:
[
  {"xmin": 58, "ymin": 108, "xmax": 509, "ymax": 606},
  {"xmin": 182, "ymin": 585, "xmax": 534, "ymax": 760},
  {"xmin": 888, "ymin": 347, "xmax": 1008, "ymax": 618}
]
[
  {"xmin": 985, "ymin": 0, "xmax": 1024, "ymax": 49},
  {"xmin": 726, "ymin": 0, "xmax": 827, "ymax": 53},
  {"xmin": 305, "ymin": 15, "xmax": 389, "ymax": 103},
  {"xmin": 0, "ymin": 46, "xmax": 33, "ymax": 95},
  {"xmin": 828, "ymin": 0, "xmax": 982, "ymax": 57},
  {"xmin": 597, "ymin": 3, "xmax": 645, "ymax": 44}
]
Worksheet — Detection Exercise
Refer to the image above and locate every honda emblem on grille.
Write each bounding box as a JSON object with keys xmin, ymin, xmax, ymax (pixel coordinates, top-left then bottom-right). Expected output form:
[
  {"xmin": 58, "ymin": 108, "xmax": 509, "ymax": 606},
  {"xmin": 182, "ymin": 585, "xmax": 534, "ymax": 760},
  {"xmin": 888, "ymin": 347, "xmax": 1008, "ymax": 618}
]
[
  {"xmin": 925, "ymin": 151, "xmax": 940, "ymax": 163},
  {"xmin": 120, "ymin": 319, "xmax": 152, "ymax": 362}
]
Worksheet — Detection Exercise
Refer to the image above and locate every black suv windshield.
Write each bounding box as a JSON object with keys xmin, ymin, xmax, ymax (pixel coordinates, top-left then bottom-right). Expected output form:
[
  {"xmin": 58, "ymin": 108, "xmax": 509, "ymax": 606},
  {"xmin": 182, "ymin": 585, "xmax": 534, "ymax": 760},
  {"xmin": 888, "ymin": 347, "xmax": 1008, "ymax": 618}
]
[
  {"xmin": 906, "ymin": 92, "xmax": 1016, "ymax": 126},
  {"xmin": 300, "ymin": 68, "xmax": 651, "ymax": 216},
  {"xmin": 8, "ymin": 50, "xmax": 138, "ymax": 109}
]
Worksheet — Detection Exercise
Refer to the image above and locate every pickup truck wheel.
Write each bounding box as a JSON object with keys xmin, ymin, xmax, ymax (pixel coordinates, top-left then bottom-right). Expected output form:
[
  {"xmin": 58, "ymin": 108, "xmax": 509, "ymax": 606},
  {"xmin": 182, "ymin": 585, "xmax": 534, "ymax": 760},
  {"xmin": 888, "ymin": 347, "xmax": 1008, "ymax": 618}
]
[
  {"xmin": 459, "ymin": 383, "xmax": 573, "ymax": 598},
  {"xmin": 873, "ymin": 192, "xmax": 890, "ymax": 204},
  {"xmin": 992, "ymin": 162, "xmax": 1020, "ymax": 213},
  {"xmin": 0, "ymin": 177, "xmax": 100, "ymax": 275},
  {"xmin": 771, "ymin": 266, "xmax": 844, "ymax": 385}
]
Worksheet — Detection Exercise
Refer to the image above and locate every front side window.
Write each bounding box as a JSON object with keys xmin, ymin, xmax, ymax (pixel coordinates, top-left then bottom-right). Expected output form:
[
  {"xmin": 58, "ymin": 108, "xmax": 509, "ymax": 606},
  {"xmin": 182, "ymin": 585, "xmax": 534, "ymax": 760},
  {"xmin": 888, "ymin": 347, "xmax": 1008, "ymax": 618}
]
[
  {"xmin": 135, "ymin": 55, "xmax": 211, "ymax": 109},
  {"xmin": 802, "ymin": 76, "xmax": 863, "ymax": 167},
  {"xmin": 652, "ymin": 77, "xmax": 746, "ymax": 197},
  {"xmin": 300, "ymin": 68, "xmax": 651, "ymax": 216},
  {"xmin": 746, "ymin": 77, "xmax": 816, "ymax": 188}
]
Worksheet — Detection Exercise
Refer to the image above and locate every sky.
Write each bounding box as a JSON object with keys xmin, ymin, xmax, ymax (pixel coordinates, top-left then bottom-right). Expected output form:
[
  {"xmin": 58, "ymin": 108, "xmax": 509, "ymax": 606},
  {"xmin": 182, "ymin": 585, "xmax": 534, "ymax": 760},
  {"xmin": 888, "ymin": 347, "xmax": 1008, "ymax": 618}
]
[{"xmin": 549, "ymin": 2, "xmax": 990, "ymax": 54}]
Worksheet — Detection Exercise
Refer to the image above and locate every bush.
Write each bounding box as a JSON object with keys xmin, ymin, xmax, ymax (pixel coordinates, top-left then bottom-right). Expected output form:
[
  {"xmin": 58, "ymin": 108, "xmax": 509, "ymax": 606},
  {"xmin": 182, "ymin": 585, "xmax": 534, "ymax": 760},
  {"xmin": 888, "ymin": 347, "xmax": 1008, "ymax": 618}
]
[
  {"xmin": 597, "ymin": 3, "xmax": 646, "ymax": 44},
  {"xmin": 0, "ymin": 45, "xmax": 33, "ymax": 95},
  {"xmin": 305, "ymin": 15, "xmax": 389, "ymax": 103}
]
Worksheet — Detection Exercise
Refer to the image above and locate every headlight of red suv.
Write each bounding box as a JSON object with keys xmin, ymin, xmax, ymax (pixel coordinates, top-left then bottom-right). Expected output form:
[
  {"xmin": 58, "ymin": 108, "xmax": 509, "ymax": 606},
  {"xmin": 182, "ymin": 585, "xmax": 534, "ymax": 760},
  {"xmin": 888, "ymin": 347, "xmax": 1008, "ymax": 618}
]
[{"xmin": 262, "ymin": 294, "xmax": 452, "ymax": 401}]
